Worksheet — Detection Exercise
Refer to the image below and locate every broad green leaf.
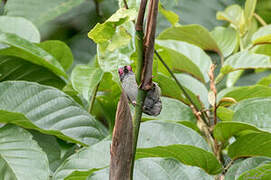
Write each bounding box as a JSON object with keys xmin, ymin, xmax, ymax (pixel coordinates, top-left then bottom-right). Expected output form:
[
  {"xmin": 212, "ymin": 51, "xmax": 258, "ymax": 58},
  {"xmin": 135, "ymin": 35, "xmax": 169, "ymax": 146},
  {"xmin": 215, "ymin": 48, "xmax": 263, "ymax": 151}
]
[
  {"xmin": 159, "ymin": 3, "xmax": 179, "ymax": 26},
  {"xmin": 0, "ymin": 32, "xmax": 67, "ymax": 79},
  {"xmin": 217, "ymin": 107, "xmax": 234, "ymax": 121},
  {"xmin": 136, "ymin": 145, "xmax": 222, "ymax": 175},
  {"xmin": 0, "ymin": 125, "xmax": 50, "ymax": 180},
  {"xmin": 220, "ymin": 51, "xmax": 271, "ymax": 75},
  {"xmin": 211, "ymin": 27, "xmax": 238, "ymax": 57},
  {"xmin": 156, "ymin": 40, "xmax": 212, "ymax": 82},
  {"xmin": 54, "ymin": 120, "xmax": 211, "ymax": 179},
  {"xmin": 235, "ymin": 70, "xmax": 271, "ymax": 86},
  {"xmin": 88, "ymin": 8, "xmax": 136, "ymax": 44},
  {"xmin": 4, "ymin": 0, "xmax": 85, "ymax": 27},
  {"xmin": 53, "ymin": 140, "xmax": 111, "ymax": 180},
  {"xmin": 0, "ymin": 81, "xmax": 108, "ymax": 145},
  {"xmin": 232, "ymin": 98, "xmax": 271, "ymax": 131},
  {"xmin": 71, "ymin": 65, "xmax": 104, "ymax": 101},
  {"xmin": 97, "ymin": 21, "xmax": 135, "ymax": 82},
  {"xmin": 213, "ymin": 122, "xmax": 261, "ymax": 142},
  {"xmin": 216, "ymin": 5, "xmax": 246, "ymax": 34},
  {"xmin": 244, "ymin": 0, "xmax": 257, "ymax": 26},
  {"xmin": 133, "ymin": 158, "xmax": 213, "ymax": 180},
  {"xmin": 175, "ymin": 74, "xmax": 209, "ymax": 108},
  {"xmin": 0, "ymin": 56, "xmax": 66, "ymax": 89},
  {"xmin": 238, "ymin": 163, "xmax": 271, "ymax": 180},
  {"xmin": 225, "ymin": 157, "xmax": 271, "ymax": 180},
  {"xmin": 226, "ymin": 70, "xmax": 244, "ymax": 87},
  {"xmin": 89, "ymin": 158, "xmax": 213, "ymax": 180},
  {"xmin": 30, "ymin": 130, "xmax": 62, "ymax": 173},
  {"xmin": 138, "ymin": 121, "xmax": 210, "ymax": 151},
  {"xmin": 0, "ymin": 16, "xmax": 40, "ymax": 42},
  {"xmin": 257, "ymin": 73, "xmax": 271, "ymax": 86},
  {"xmin": 252, "ymin": 25, "xmax": 271, "ymax": 45},
  {"xmin": 158, "ymin": 25, "xmax": 221, "ymax": 53},
  {"xmin": 141, "ymin": 97, "xmax": 196, "ymax": 122},
  {"xmin": 228, "ymin": 132, "xmax": 271, "ymax": 159},
  {"xmin": 153, "ymin": 73, "xmax": 207, "ymax": 110},
  {"xmin": 37, "ymin": 40, "xmax": 73, "ymax": 71},
  {"xmin": 255, "ymin": 0, "xmax": 271, "ymax": 24},
  {"xmin": 254, "ymin": 44, "xmax": 271, "ymax": 57},
  {"xmin": 217, "ymin": 85, "xmax": 271, "ymax": 102}
]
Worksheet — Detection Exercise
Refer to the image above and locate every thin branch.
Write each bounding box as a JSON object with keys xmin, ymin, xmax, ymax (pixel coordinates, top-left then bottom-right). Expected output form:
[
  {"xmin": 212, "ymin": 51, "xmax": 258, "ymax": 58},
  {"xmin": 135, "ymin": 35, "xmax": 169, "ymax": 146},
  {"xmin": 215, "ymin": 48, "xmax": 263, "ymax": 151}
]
[
  {"xmin": 135, "ymin": 0, "xmax": 147, "ymax": 32},
  {"xmin": 141, "ymin": 0, "xmax": 159, "ymax": 90},
  {"xmin": 123, "ymin": 0, "xmax": 129, "ymax": 9},
  {"xmin": 223, "ymin": 159, "xmax": 235, "ymax": 174},
  {"xmin": 135, "ymin": 0, "xmax": 147, "ymax": 84},
  {"xmin": 94, "ymin": 0, "xmax": 102, "ymax": 18},
  {"xmin": 254, "ymin": 13, "xmax": 267, "ymax": 26},
  {"xmin": 154, "ymin": 50, "xmax": 209, "ymax": 124},
  {"xmin": 208, "ymin": 64, "xmax": 217, "ymax": 125},
  {"xmin": 154, "ymin": 51, "xmax": 196, "ymax": 109},
  {"xmin": 88, "ymin": 83, "xmax": 100, "ymax": 113}
]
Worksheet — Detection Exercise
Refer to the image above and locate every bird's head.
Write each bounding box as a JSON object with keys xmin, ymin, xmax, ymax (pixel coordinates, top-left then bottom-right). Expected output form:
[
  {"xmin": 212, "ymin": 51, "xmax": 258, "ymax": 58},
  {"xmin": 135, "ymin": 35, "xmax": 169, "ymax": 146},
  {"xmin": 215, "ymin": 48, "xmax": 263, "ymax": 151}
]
[{"xmin": 118, "ymin": 65, "xmax": 133, "ymax": 81}]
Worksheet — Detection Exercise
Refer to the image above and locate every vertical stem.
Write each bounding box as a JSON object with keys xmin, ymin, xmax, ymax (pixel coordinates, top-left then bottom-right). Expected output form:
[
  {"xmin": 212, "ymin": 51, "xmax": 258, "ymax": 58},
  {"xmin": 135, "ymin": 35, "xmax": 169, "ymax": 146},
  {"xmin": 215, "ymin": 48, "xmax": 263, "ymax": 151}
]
[
  {"xmin": 130, "ymin": 90, "xmax": 147, "ymax": 179},
  {"xmin": 88, "ymin": 83, "xmax": 100, "ymax": 113}
]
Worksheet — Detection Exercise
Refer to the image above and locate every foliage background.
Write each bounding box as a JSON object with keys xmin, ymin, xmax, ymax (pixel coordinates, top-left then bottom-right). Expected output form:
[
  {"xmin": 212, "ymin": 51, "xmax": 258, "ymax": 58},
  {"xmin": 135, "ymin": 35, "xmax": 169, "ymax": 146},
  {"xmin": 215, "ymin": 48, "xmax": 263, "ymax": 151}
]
[{"xmin": 0, "ymin": 0, "xmax": 271, "ymax": 179}]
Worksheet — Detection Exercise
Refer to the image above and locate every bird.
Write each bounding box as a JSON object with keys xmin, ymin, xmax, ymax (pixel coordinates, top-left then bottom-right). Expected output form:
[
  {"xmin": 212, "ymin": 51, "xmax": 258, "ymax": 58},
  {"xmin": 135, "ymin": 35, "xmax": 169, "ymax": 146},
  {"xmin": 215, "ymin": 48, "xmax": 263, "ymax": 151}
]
[{"xmin": 118, "ymin": 65, "xmax": 162, "ymax": 116}]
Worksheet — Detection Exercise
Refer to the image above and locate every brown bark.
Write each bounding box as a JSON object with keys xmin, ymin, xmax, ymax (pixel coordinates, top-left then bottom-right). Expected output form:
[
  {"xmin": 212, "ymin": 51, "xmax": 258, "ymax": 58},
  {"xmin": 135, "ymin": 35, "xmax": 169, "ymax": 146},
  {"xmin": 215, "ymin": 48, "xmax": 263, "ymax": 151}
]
[
  {"xmin": 109, "ymin": 91, "xmax": 134, "ymax": 180},
  {"xmin": 141, "ymin": 0, "xmax": 159, "ymax": 90}
]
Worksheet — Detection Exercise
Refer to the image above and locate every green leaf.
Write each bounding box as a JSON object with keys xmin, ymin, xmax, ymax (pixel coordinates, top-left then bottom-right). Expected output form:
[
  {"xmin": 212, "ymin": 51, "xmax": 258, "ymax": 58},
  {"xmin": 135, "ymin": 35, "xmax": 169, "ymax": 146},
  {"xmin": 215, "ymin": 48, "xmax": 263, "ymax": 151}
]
[
  {"xmin": 30, "ymin": 130, "xmax": 62, "ymax": 173},
  {"xmin": 158, "ymin": 25, "xmax": 221, "ymax": 53},
  {"xmin": 88, "ymin": 8, "xmax": 136, "ymax": 44},
  {"xmin": 37, "ymin": 40, "xmax": 73, "ymax": 71},
  {"xmin": 220, "ymin": 51, "xmax": 271, "ymax": 75},
  {"xmin": 0, "ymin": 81, "xmax": 108, "ymax": 145},
  {"xmin": 226, "ymin": 70, "xmax": 244, "ymax": 87},
  {"xmin": 213, "ymin": 122, "xmax": 261, "ymax": 142},
  {"xmin": 225, "ymin": 157, "xmax": 271, "ymax": 180},
  {"xmin": 237, "ymin": 163, "xmax": 271, "ymax": 180},
  {"xmin": 258, "ymin": 73, "xmax": 271, "ymax": 86},
  {"xmin": 0, "ymin": 125, "xmax": 50, "ymax": 180},
  {"xmin": 252, "ymin": 25, "xmax": 271, "ymax": 45},
  {"xmin": 153, "ymin": 73, "xmax": 208, "ymax": 110},
  {"xmin": 218, "ymin": 85, "xmax": 271, "ymax": 103},
  {"xmin": 71, "ymin": 65, "xmax": 104, "ymax": 101},
  {"xmin": 158, "ymin": 3, "xmax": 179, "ymax": 26},
  {"xmin": 4, "ymin": 0, "xmax": 85, "ymax": 27},
  {"xmin": 138, "ymin": 121, "xmax": 210, "ymax": 151},
  {"xmin": 232, "ymin": 98, "xmax": 271, "ymax": 131},
  {"xmin": 89, "ymin": 158, "xmax": 213, "ymax": 180},
  {"xmin": 133, "ymin": 158, "xmax": 213, "ymax": 180},
  {"xmin": 217, "ymin": 107, "xmax": 234, "ymax": 121},
  {"xmin": 255, "ymin": 0, "xmax": 271, "ymax": 24},
  {"xmin": 156, "ymin": 40, "xmax": 212, "ymax": 82},
  {"xmin": 216, "ymin": 4, "xmax": 246, "ymax": 34},
  {"xmin": 0, "ymin": 32, "xmax": 67, "ymax": 79},
  {"xmin": 136, "ymin": 145, "xmax": 222, "ymax": 175},
  {"xmin": 142, "ymin": 96, "xmax": 196, "ymax": 122},
  {"xmin": 0, "ymin": 16, "xmax": 40, "ymax": 42},
  {"xmin": 228, "ymin": 132, "xmax": 271, "ymax": 159},
  {"xmin": 53, "ymin": 140, "xmax": 110, "ymax": 180},
  {"xmin": 211, "ymin": 27, "xmax": 238, "ymax": 57},
  {"xmin": 254, "ymin": 44, "xmax": 271, "ymax": 57},
  {"xmin": 244, "ymin": 0, "xmax": 257, "ymax": 25},
  {"xmin": 0, "ymin": 56, "xmax": 66, "ymax": 89}
]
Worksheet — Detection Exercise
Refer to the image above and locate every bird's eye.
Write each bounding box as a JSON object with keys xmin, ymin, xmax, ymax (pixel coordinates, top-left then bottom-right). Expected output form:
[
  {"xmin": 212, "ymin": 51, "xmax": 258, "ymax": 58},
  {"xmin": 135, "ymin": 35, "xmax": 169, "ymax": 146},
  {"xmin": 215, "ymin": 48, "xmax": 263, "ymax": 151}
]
[{"xmin": 118, "ymin": 68, "xmax": 124, "ymax": 75}]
